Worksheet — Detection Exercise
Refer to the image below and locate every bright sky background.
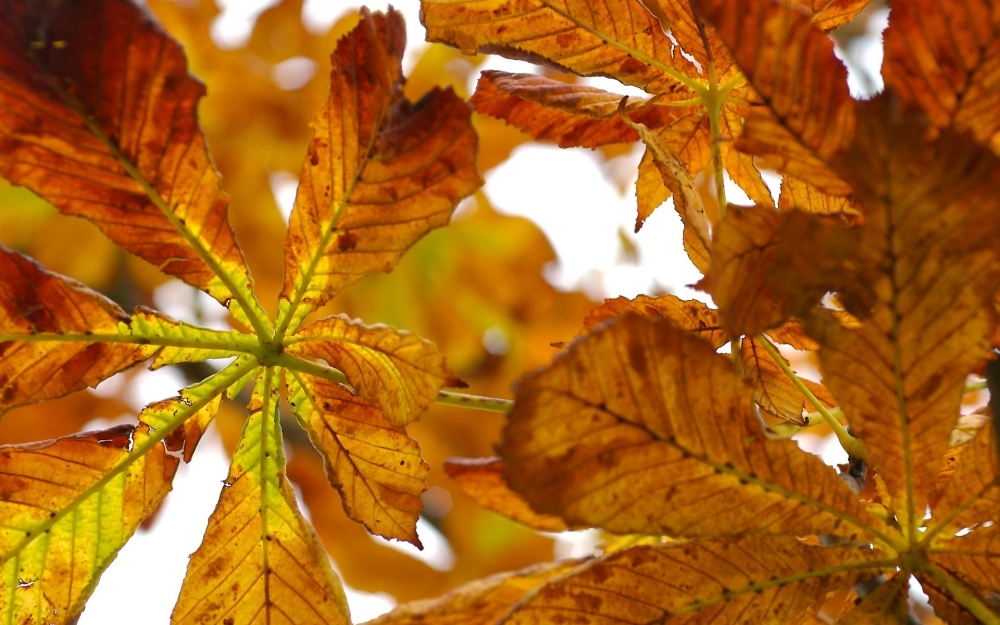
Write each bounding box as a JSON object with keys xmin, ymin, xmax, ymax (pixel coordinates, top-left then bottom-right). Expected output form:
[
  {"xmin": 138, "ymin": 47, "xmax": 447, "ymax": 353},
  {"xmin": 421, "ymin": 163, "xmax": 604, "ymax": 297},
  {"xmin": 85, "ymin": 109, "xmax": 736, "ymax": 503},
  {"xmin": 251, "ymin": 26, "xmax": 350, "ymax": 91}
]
[{"xmin": 76, "ymin": 1, "xmax": 889, "ymax": 622}]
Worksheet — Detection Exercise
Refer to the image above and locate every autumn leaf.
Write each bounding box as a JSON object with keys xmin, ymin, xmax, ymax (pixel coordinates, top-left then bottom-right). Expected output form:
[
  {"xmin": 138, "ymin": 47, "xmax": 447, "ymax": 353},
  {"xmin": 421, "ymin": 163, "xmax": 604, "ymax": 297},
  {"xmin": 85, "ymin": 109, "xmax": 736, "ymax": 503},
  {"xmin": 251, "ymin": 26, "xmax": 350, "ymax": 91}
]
[
  {"xmin": 424, "ymin": 0, "xmax": 774, "ymax": 234},
  {"xmin": 0, "ymin": 425, "xmax": 177, "ymax": 623},
  {"xmin": 365, "ymin": 560, "xmax": 586, "ymax": 625},
  {"xmin": 581, "ymin": 294, "xmax": 727, "ymax": 348},
  {"xmin": 287, "ymin": 372, "xmax": 429, "ymax": 544},
  {"xmin": 173, "ymin": 369, "xmax": 351, "ymax": 625},
  {"xmin": 740, "ymin": 337, "xmax": 806, "ymax": 425},
  {"xmin": 276, "ymin": 8, "xmax": 482, "ymax": 334},
  {"xmin": 501, "ymin": 314, "xmax": 882, "ymax": 540},
  {"xmin": 0, "ymin": 0, "xmax": 269, "ymax": 331},
  {"xmin": 443, "ymin": 457, "xmax": 567, "ymax": 532},
  {"xmin": 0, "ymin": 2, "xmax": 481, "ymax": 621}
]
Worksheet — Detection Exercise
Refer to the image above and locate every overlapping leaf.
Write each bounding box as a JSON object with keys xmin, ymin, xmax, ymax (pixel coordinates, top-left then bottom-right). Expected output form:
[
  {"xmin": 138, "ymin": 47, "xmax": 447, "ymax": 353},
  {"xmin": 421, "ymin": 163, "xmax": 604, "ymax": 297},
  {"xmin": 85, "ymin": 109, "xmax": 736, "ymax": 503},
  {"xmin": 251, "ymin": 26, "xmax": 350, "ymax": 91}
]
[
  {"xmin": 286, "ymin": 314, "xmax": 463, "ymax": 425},
  {"xmin": 173, "ymin": 369, "xmax": 351, "ymax": 625},
  {"xmin": 287, "ymin": 372, "xmax": 428, "ymax": 545},
  {"xmin": 741, "ymin": 337, "xmax": 806, "ymax": 424},
  {"xmin": 277, "ymin": 7, "xmax": 481, "ymax": 333},
  {"xmin": 501, "ymin": 535, "xmax": 889, "ymax": 624},
  {"xmin": 0, "ymin": 0, "xmax": 267, "ymax": 328},
  {"xmin": 501, "ymin": 314, "xmax": 883, "ymax": 541},
  {"xmin": 581, "ymin": 294, "xmax": 727, "ymax": 348},
  {"xmin": 365, "ymin": 560, "xmax": 585, "ymax": 625},
  {"xmin": 882, "ymin": 0, "xmax": 1000, "ymax": 151},
  {"xmin": 0, "ymin": 425, "xmax": 177, "ymax": 624}
]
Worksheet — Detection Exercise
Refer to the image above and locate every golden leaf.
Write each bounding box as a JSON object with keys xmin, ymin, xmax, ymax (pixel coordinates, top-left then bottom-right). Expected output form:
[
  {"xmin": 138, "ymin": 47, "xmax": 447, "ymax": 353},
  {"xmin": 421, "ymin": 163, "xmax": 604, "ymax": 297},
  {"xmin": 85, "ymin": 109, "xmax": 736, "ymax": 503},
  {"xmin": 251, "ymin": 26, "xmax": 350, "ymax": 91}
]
[
  {"xmin": 365, "ymin": 560, "xmax": 586, "ymax": 625},
  {"xmin": 0, "ymin": 425, "xmax": 177, "ymax": 624},
  {"xmin": 501, "ymin": 314, "xmax": 882, "ymax": 540},
  {"xmin": 582, "ymin": 294, "xmax": 727, "ymax": 348},
  {"xmin": 741, "ymin": 337, "xmax": 806, "ymax": 425},
  {"xmin": 502, "ymin": 535, "xmax": 889, "ymax": 624},
  {"xmin": 277, "ymin": 8, "xmax": 481, "ymax": 333},
  {"xmin": 286, "ymin": 314, "xmax": 462, "ymax": 425},
  {"xmin": 287, "ymin": 372, "xmax": 428, "ymax": 545},
  {"xmin": 172, "ymin": 369, "xmax": 350, "ymax": 625}
]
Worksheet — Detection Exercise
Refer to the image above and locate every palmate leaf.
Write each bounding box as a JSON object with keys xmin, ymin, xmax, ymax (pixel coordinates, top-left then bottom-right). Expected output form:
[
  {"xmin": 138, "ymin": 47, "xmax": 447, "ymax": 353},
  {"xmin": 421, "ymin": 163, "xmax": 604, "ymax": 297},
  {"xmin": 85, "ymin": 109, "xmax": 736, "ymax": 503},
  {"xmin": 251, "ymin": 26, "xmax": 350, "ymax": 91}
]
[{"xmin": 0, "ymin": 1, "xmax": 480, "ymax": 621}]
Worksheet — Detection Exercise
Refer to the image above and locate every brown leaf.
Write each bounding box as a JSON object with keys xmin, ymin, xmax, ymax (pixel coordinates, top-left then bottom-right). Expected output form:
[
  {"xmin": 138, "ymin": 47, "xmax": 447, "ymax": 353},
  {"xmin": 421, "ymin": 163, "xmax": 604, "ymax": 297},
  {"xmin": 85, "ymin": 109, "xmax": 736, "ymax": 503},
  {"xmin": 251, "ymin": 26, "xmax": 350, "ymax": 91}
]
[
  {"xmin": 0, "ymin": 0, "xmax": 262, "ymax": 319},
  {"xmin": 698, "ymin": 0, "xmax": 856, "ymax": 194},
  {"xmin": 444, "ymin": 457, "xmax": 567, "ymax": 532},
  {"xmin": 278, "ymin": 8, "xmax": 481, "ymax": 331},
  {"xmin": 741, "ymin": 337, "xmax": 806, "ymax": 424},
  {"xmin": 287, "ymin": 372, "xmax": 428, "ymax": 545},
  {"xmin": 0, "ymin": 246, "xmax": 156, "ymax": 414},
  {"xmin": 837, "ymin": 574, "xmax": 910, "ymax": 625}
]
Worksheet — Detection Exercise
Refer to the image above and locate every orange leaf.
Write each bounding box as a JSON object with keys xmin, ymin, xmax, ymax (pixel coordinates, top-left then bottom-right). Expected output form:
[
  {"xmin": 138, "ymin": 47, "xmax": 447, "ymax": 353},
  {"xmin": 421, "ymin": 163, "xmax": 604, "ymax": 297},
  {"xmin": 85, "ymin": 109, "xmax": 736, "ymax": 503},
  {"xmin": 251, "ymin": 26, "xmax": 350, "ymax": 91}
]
[
  {"xmin": 581, "ymin": 294, "xmax": 727, "ymax": 348},
  {"xmin": 0, "ymin": 246, "xmax": 156, "ymax": 414},
  {"xmin": 287, "ymin": 372, "xmax": 428, "ymax": 545},
  {"xmin": 278, "ymin": 8, "xmax": 481, "ymax": 332},
  {"xmin": 501, "ymin": 314, "xmax": 880, "ymax": 540},
  {"xmin": 698, "ymin": 0, "xmax": 856, "ymax": 194},
  {"xmin": 286, "ymin": 314, "xmax": 462, "ymax": 425},
  {"xmin": 778, "ymin": 176, "xmax": 861, "ymax": 217},
  {"xmin": 444, "ymin": 457, "xmax": 567, "ymax": 532},
  {"xmin": 741, "ymin": 337, "xmax": 806, "ymax": 424},
  {"xmin": 0, "ymin": 0, "xmax": 262, "ymax": 320}
]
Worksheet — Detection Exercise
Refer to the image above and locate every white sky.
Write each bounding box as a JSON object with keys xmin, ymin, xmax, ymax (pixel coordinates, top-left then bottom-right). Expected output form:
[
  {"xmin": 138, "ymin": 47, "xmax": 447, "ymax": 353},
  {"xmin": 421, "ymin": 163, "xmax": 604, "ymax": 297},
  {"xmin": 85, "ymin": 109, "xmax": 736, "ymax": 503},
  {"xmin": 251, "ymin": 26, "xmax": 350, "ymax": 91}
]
[{"xmin": 77, "ymin": 0, "xmax": 889, "ymax": 622}]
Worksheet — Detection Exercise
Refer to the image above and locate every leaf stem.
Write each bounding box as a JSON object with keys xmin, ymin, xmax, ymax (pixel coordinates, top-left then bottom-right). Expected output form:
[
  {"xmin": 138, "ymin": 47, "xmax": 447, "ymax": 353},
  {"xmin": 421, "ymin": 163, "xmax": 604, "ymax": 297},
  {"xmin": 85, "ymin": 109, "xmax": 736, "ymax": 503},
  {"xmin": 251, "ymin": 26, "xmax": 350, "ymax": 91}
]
[
  {"xmin": 757, "ymin": 335, "xmax": 869, "ymax": 463},
  {"xmin": 920, "ymin": 562, "xmax": 1000, "ymax": 625},
  {"xmin": 275, "ymin": 353, "xmax": 514, "ymax": 413}
]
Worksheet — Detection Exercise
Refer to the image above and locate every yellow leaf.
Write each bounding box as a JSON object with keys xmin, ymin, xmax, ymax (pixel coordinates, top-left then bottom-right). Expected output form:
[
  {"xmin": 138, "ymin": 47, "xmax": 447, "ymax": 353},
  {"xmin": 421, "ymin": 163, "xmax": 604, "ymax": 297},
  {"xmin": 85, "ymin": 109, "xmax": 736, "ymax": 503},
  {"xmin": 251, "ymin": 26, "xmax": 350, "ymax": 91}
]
[
  {"xmin": 286, "ymin": 314, "xmax": 462, "ymax": 425},
  {"xmin": 501, "ymin": 314, "xmax": 884, "ymax": 541},
  {"xmin": 0, "ymin": 246, "xmax": 157, "ymax": 414},
  {"xmin": 131, "ymin": 307, "xmax": 257, "ymax": 370},
  {"xmin": 0, "ymin": 0, "xmax": 267, "ymax": 328},
  {"xmin": 0, "ymin": 425, "xmax": 177, "ymax": 624},
  {"xmin": 286, "ymin": 372, "xmax": 428, "ymax": 545},
  {"xmin": 778, "ymin": 176, "xmax": 861, "ymax": 217},
  {"xmin": 741, "ymin": 337, "xmax": 806, "ymax": 425},
  {"xmin": 836, "ymin": 574, "xmax": 910, "ymax": 625},
  {"xmin": 444, "ymin": 457, "xmax": 567, "ymax": 532},
  {"xmin": 501, "ymin": 536, "xmax": 890, "ymax": 624},
  {"xmin": 172, "ymin": 368, "xmax": 350, "ymax": 625},
  {"xmin": 277, "ymin": 8, "xmax": 481, "ymax": 333},
  {"xmin": 365, "ymin": 560, "xmax": 586, "ymax": 625}
]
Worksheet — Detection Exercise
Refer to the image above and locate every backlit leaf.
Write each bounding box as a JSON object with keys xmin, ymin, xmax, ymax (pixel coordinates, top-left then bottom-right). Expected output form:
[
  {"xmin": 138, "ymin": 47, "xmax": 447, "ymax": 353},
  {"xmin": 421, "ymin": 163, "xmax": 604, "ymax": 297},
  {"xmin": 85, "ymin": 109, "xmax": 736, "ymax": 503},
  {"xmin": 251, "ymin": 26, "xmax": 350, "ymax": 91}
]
[
  {"xmin": 778, "ymin": 176, "xmax": 860, "ymax": 217},
  {"xmin": 836, "ymin": 574, "xmax": 909, "ymax": 625},
  {"xmin": 582, "ymin": 294, "xmax": 727, "ymax": 348},
  {"xmin": 444, "ymin": 457, "xmax": 567, "ymax": 532},
  {"xmin": 0, "ymin": 0, "xmax": 267, "ymax": 327},
  {"xmin": 741, "ymin": 337, "xmax": 806, "ymax": 425},
  {"xmin": 365, "ymin": 560, "xmax": 586, "ymax": 625},
  {"xmin": 501, "ymin": 314, "xmax": 883, "ymax": 541},
  {"xmin": 502, "ymin": 536, "xmax": 889, "ymax": 625},
  {"xmin": 698, "ymin": 0, "xmax": 856, "ymax": 195},
  {"xmin": 286, "ymin": 314, "xmax": 462, "ymax": 425},
  {"xmin": 882, "ymin": 0, "xmax": 1000, "ymax": 151},
  {"xmin": 286, "ymin": 372, "xmax": 428, "ymax": 545},
  {"xmin": 277, "ymin": 8, "xmax": 481, "ymax": 333},
  {"xmin": 131, "ymin": 307, "xmax": 256, "ymax": 370},
  {"xmin": 0, "ymin": 246, "xmax": 156, "ymax": 414},
  {"xmin": 172, "ymin": 368, "xmax": 350, "ymax": 625},
  {"xmin": 0, "ymin": 425, "xmax": 178, "ymax": 624},
  {"xmin": 780, "ymin": 101, "xmax": 1000, "ymax": 533}
]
